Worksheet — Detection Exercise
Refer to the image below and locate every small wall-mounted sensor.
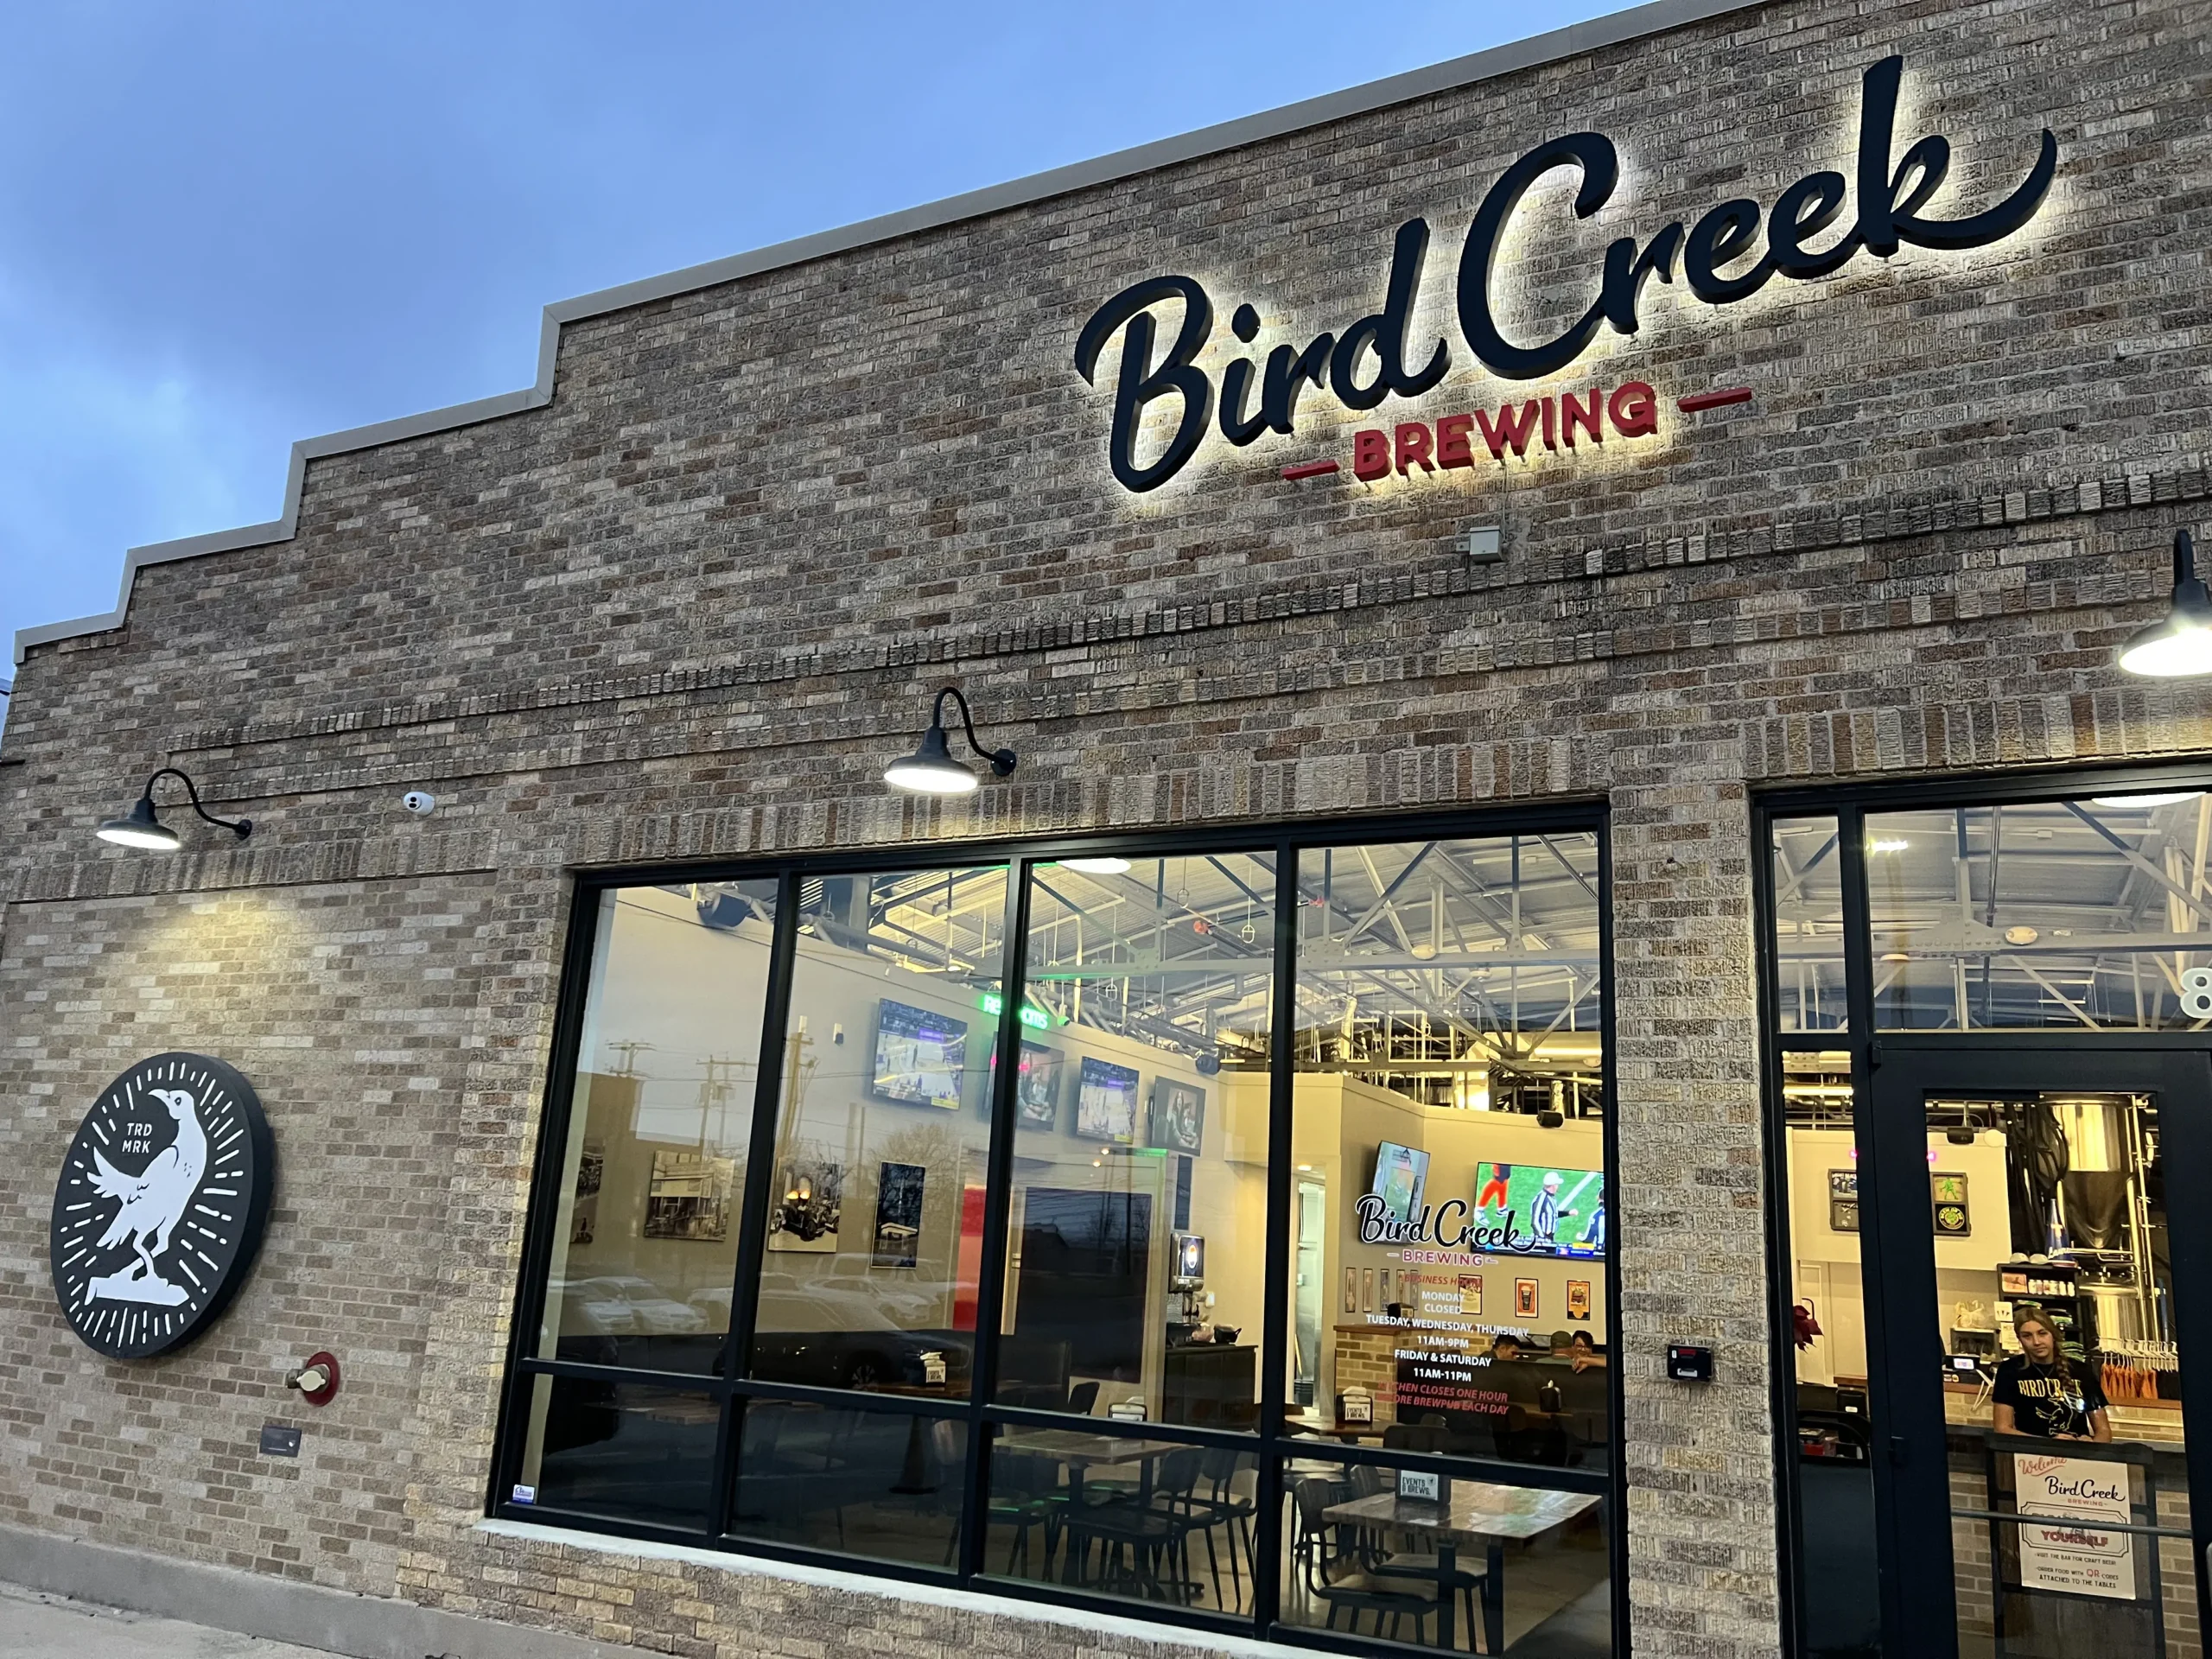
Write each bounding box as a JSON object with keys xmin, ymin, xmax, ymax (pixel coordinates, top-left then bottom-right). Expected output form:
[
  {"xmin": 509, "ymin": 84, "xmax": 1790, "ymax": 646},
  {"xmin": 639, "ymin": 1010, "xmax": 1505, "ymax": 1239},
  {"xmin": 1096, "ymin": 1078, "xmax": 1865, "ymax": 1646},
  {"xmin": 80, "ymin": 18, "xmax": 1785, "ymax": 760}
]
[
  {"xmin": 831, "ymin": 1023, "xmax": 846, "ymax": 1046},
  {"xmin": 1456, "ymin": 524, "xmax": 1504, "ymax": 563},
  {"xmin": 402, "ymin": 791, "xmax": 437, "ymax": 817},
  {"xmin": 1666, "ymin": 1344, "xmax": 1714, "ymax": 1382}
]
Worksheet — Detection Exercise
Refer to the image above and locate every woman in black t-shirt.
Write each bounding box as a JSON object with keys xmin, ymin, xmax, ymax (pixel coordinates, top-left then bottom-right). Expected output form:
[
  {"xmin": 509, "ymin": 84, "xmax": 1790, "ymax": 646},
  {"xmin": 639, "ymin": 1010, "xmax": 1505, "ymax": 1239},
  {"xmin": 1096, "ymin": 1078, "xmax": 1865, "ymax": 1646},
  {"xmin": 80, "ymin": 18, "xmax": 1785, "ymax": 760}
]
[{"xmin": 1993, "ymin": 1307, "xmax": 2112, "ymax": 1442}]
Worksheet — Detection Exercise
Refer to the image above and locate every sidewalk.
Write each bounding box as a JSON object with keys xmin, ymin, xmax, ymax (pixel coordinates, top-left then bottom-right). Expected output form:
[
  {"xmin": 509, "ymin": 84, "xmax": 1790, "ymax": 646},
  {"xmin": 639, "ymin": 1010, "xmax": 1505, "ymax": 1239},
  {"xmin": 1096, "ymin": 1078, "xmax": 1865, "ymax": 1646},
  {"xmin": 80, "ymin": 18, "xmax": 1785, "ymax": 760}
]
[{"xmin": 0, "ymin": 1580, "xmax": 340, "ymax": 1658}]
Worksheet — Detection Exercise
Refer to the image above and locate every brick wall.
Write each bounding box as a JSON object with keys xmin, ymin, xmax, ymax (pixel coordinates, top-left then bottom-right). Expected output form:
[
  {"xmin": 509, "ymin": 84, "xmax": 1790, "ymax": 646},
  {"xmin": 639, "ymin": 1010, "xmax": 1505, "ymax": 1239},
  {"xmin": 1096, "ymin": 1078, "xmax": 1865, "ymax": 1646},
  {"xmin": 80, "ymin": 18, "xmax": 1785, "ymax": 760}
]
[{"xmin": 3, "ymin": 0, "xmax": 2211, "ymax": 1655}]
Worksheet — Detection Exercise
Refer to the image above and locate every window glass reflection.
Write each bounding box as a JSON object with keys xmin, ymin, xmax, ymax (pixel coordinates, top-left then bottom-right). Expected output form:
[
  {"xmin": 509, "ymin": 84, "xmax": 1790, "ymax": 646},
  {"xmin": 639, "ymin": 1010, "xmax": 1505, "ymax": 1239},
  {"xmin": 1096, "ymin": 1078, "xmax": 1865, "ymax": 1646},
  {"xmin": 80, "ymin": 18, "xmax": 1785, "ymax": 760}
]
[
  {"xmin": 538, "ymin": 881, "xmax": 778, "ymax": 1371},
  {"xmin": 1869, "ymin": 794, "xmax": 2212, "ymax": 1029},
  {"xmin": 993, "ymin": 853, "xmax": 1274, "ymax": 1428},
  {"xmin": 982, "ymin": 1428, "xmax": 1260, "ymax": 1613},
  {"xmin": 513, "ymin": 1376, "xmax": 718, "ymax": 1530},
  {"xmin": 1289, "ymin": 836, "xmax": 1609, "ymax": 1471},
  {"xmin": 747, "ymin": 868, "xmax": 1005, "ymax": 1398},
  {"xmin": 1773, "ymin": 817, "xmax": 1846, "ymax": 1032},
  {"xmin": 728, "ymin": 1400, "xmax": 966, "ymax": 1567},
  {"xmin": 1278, "ymin": 1452, "xmax": 1612, "ymax": 1653}
]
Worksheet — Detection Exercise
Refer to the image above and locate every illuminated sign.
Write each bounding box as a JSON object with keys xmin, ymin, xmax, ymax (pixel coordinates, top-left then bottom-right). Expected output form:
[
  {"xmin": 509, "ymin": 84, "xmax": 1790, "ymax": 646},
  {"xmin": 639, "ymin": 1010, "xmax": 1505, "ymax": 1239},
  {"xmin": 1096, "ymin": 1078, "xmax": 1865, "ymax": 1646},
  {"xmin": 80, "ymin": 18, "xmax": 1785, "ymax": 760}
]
[
  {"xmin": 1074, "ymin": 55, "xmax": 2056, "ymax": 493},
  {"xmin": 979, "ymin": 991, "xmax": 1053, "ymax": 1029}
]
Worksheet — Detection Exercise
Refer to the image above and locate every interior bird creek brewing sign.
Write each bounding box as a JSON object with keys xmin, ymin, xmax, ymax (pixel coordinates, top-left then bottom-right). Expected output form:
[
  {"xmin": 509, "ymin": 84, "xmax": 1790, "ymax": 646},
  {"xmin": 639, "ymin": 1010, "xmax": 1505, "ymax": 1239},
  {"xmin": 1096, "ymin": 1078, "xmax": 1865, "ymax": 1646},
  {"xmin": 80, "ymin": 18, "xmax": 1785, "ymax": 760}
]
[{"xmin": 1074, "ymin": 54, "xmax": 2056, "ymax": 493}]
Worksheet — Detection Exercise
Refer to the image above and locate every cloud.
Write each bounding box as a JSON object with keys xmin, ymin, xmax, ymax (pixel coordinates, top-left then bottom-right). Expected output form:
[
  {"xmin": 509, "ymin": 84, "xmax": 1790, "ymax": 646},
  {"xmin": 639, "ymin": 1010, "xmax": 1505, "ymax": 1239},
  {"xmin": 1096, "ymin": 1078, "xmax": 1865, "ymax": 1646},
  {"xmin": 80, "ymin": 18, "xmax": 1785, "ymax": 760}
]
[{"xmin": 0, "ymin": 273, "xmax": 294, "ymax": 656}]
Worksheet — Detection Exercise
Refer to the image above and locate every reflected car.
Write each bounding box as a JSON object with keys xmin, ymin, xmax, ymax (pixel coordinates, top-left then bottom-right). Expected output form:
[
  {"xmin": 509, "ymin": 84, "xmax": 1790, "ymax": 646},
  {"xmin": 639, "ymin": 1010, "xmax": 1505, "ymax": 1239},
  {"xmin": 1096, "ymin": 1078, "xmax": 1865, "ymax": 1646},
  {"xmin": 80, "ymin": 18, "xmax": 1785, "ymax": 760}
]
[
  {"xmin": 748, "ymin": 1291, "xmax": 971, "ymax": 1391},
  {"xmin": 556, "ymin": 1275, "xmax": 708, "ymax": 1337}
]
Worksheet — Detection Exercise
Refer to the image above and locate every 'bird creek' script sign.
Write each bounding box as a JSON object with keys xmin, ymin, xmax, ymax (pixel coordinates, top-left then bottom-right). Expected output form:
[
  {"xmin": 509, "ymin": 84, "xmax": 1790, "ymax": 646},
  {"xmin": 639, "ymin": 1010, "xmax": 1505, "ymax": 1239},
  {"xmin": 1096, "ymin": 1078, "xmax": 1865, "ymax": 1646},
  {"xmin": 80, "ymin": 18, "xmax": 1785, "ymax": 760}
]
[{"xmin": 1074, "ymin": 56, "xmax": 2057, "ymax": 493}]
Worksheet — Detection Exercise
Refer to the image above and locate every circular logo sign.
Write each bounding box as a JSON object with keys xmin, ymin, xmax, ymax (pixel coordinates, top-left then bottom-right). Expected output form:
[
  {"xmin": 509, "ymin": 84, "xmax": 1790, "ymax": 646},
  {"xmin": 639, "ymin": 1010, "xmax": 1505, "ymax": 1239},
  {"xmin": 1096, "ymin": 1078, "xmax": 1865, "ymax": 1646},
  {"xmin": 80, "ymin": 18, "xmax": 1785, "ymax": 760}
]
[{"xmin": 49, "ymin": 1053, "xmax": 275, "ymax": 1360}]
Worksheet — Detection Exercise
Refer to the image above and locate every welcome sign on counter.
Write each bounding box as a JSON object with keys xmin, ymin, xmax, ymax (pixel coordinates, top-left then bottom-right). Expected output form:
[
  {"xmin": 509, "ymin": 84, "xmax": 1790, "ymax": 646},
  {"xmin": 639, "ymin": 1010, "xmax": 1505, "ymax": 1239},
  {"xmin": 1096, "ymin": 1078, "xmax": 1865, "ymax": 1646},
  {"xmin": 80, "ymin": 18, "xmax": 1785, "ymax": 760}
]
[{"xmin": 2012, "ymin": 1453, "xmax": 2137, "ymax": 1601}]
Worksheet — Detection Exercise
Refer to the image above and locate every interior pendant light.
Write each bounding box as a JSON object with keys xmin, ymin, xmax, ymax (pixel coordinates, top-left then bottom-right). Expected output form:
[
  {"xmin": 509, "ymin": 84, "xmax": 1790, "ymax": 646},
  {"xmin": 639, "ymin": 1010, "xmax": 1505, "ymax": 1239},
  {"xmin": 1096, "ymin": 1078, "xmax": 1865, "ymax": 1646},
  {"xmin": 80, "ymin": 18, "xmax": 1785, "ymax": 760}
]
[
  {"xmin": 883, "ymin": 687, "xmax": 1017, "ymax": 795},
  {"xmin": 94, "ymin": 766, "xmax": 253, "ymax": 851},
  {"xmin": 2117, "ymin": 529, "xmax": 2212, "ymax": 677}
]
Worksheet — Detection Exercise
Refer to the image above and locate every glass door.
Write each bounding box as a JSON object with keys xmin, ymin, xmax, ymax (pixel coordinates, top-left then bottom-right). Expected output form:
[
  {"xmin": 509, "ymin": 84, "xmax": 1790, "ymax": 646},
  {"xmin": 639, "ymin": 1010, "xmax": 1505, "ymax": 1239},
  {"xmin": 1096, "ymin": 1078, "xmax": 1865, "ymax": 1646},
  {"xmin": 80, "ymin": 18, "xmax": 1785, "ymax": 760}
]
[{"xmin": 1865, "ymin": 1042, "xmax": 2212, "ymax": 1659}]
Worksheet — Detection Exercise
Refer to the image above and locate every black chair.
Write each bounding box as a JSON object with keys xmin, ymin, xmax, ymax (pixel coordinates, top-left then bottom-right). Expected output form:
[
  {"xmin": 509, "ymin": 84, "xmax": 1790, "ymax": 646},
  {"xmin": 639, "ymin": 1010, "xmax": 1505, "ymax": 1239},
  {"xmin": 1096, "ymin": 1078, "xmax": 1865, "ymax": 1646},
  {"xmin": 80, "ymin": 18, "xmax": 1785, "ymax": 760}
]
[
  {"xmin": 1183, "ymin": 1446, "xmax": 1256, "ymax": 1611},
  {"xmin": 1067, "ymin": 1379, "xmax": 1101, "ymax": 1416},
  {"xmin": 1065, "ymin": 1453, "xmax": 1191, "ymax": 1599},
  {"xmin": 1289, "ymin": 1478, "xmax": 1440, "ymax": 1642},
  {"xmin": 1382, "ymin": 1421, "xmax": 1447, "ymax": 1453},
  {"xmin": 1140, "ymin": 1447, "xmax": 1217, "ymax": 1604},
  {"xmin": 1359, "ymin": 1521, "xmax": 1487, "ymax": 1649},
  {"xmin": 984, "ymin": 1450, "xmax": 1064, "ymax": 1577}
]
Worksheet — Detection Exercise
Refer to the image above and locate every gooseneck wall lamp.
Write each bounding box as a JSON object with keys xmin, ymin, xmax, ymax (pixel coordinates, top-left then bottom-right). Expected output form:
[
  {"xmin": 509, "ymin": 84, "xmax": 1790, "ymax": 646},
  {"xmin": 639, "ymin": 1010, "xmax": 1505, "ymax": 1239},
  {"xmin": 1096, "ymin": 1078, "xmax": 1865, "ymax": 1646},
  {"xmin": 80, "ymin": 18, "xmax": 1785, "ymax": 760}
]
[
  {"xmin": 883, "ymin": 687, "xmax": 1017, "ymax": 795},
  {"xmin": 2118, "ymin": 529, "xmax": 2212, "ymax": 677},
  {"xmin": 95, "ymin": 767, "xmax": 253, "ymax": 852}
]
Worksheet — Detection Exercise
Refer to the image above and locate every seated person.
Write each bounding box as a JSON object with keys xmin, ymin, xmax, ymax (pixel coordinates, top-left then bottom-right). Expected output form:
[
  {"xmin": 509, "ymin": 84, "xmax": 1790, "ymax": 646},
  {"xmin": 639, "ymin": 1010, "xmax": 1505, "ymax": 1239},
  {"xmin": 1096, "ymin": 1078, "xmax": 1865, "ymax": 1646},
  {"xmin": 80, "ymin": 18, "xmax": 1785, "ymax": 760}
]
[
  {"xmin": 1490, "ymin": 1332, "xmax": 1524, "ymax": 1362},
  {"xmin": 1993, "ymin": 1309, "xmax": 2111, "ymax": 1442},
  {"xmin": 1569, "ymin": 1332, "xmax": 1606, "ymax": 1372}
]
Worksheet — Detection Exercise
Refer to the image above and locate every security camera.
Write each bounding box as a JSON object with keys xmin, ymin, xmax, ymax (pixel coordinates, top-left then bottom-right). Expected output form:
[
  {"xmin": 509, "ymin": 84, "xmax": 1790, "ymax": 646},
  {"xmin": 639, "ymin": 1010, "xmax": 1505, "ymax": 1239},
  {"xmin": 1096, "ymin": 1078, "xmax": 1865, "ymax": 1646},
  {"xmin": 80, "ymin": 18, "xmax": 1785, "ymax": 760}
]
[{"xmin": 402, "ymin": 791, "xmax": 437, "ymax": 817}]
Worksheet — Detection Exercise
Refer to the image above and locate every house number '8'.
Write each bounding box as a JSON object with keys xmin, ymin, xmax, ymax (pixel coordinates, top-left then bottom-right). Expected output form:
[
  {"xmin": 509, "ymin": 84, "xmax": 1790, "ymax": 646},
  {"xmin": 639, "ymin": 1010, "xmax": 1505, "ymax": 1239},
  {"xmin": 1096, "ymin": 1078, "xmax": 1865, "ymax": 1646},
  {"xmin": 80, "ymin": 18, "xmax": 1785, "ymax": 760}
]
[{"xmin": 2182, "ymin": 968, "xmax": 2212, "ymax": 1020}]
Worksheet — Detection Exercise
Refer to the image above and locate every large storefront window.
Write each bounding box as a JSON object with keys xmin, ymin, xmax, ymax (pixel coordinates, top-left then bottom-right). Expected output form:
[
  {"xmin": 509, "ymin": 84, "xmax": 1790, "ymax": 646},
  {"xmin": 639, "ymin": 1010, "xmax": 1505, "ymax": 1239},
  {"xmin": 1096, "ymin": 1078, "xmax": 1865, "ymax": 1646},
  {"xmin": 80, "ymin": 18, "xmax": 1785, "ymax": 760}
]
[
  {"xmin": 499, "ymin": 814, "xmax": 1616, "ymax": 1652},
  {"xmin": 534, "ymin": 880, "xmax": 779, "ymax": 1373},
  {"xmin": 996, "ymin": 852, "xmax": 1273, "ymax": 1428},
  {"xmin": 1288, "ymin": 836, "xmax": 1610, "ymax": 1474},
  {"xmin": 747, "ymin": 866, "xmax": 1007, "ymax": 1399}
]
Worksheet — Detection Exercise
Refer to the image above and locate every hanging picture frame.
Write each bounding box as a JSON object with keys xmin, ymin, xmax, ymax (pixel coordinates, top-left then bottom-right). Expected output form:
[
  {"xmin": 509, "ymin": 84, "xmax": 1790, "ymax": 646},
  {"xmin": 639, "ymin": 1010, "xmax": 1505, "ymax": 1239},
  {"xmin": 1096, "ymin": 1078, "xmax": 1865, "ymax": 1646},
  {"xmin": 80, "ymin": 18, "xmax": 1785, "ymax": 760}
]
[
  {"xmin": 641, "ymin": 1150, "xmax": 735, "ymax": 1242},
  {"xmin": 1931, "ymin": 1172, "xmax": 1971, "ymax": 1236},
  {"xmin": 872, "ymin": 1162, "xmax": 926, "ymax": 1268},
  {"xmin": 766, "ymin": 1157, "xmax": 843, "ymax": 1252},
  {"xmin": 1147, "ymin": 1077, "xmax": 1205, "ymax": 1154},
  {"xmin": 1828, "ymin": 1169, "xmax": 1859, "ymax": 1232}
]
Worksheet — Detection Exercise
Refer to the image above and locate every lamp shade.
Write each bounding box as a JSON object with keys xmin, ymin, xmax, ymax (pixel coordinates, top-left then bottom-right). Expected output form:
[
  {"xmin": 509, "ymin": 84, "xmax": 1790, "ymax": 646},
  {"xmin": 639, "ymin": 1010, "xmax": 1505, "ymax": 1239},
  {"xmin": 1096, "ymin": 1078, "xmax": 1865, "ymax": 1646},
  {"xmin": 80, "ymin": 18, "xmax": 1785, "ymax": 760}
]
[
  {"xmin": 95, "ymin": 795, "xmax": 181, "ymax": 851},
  {"xmin": 2118, "ymin": 530, "xmax": 2212, "ymax": 677},
  {"xmin": 2118, "ymin": 611, "xmax": 2212, "ymax": 677},
  {"xmin": 883, "ymin": 722, "xmax": 980, "ymax": 793}
]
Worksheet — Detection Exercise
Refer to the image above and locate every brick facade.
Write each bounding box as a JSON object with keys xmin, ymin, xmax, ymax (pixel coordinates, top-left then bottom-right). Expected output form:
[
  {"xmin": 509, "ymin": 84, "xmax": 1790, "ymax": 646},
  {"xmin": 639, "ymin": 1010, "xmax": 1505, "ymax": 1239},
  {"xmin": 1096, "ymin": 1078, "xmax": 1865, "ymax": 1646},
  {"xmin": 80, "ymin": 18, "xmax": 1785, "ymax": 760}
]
[{"xmin": 3, "ymin": 0, "xmax": 2210, "ymax": 1655}]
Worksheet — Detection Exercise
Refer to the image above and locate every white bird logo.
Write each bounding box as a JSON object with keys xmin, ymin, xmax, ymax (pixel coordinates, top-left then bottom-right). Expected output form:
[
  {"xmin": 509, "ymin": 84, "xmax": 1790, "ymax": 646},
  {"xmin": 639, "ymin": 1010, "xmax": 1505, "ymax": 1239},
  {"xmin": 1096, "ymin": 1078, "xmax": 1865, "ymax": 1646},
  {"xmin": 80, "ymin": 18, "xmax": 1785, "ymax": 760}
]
[{"xmin": 86, "ymin": 1087, "xmax": 207, "ymax": 1295}]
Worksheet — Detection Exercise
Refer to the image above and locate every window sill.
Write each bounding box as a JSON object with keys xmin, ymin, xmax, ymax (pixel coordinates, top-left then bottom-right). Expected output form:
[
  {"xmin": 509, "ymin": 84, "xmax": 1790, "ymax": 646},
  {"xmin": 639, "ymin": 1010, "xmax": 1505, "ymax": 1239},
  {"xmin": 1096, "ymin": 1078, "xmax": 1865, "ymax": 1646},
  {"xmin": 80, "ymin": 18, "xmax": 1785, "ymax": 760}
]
[{"xmin": 476, "ymin": 1517, "xmax": 1307, "ymax": 1656}]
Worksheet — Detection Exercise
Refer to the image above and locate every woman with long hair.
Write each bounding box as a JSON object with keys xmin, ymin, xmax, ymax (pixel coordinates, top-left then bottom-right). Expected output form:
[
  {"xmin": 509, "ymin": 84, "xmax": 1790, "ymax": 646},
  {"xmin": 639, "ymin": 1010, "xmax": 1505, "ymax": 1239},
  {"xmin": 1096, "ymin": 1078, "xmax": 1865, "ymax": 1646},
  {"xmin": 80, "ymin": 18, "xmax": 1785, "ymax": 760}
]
[{"xmin": 1993, "ymin": 1307, "xmax": 2112, "ymax": 1442}]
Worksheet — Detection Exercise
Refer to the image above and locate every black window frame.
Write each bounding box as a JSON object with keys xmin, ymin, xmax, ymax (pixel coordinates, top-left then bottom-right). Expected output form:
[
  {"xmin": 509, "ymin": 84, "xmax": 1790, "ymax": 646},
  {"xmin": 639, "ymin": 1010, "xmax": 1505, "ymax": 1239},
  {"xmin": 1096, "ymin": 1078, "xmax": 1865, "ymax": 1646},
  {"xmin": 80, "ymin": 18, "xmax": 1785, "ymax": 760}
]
[
  {"xmin": 1756, "ymin": 758, "xmax": 2212, "ymax": 1659},
  {"xmin": 488, "ymin": 803, "xmax": 1623, "ymax": 1656}
]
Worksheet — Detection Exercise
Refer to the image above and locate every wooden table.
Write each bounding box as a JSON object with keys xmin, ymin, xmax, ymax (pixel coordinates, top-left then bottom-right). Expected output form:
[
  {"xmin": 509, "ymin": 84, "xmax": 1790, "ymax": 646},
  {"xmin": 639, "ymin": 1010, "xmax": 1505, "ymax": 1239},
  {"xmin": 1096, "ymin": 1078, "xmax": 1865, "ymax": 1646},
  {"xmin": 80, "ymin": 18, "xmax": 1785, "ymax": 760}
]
[
  {"xmin": 1322, "ymin": 1483, "xmax": 1599, "ymax": 1653},
  {"xmin": 996, "ymin": 1429, "xmax": 1186, "ymax": 1585},
  {"xmin": 1300, "ymin": 1421, "xmax": 1387, "ymax": 1443}
]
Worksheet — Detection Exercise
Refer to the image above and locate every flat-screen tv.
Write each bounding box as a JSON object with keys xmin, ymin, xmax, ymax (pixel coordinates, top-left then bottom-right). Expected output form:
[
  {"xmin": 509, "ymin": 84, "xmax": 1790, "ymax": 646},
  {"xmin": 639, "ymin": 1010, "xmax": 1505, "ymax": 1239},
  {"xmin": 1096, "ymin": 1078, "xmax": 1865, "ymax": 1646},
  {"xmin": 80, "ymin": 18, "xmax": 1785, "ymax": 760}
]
[
  {"xmin": 1370, "ymin": 1142, "xmax": 1431, "ymax": 1225},
  {"xmin": 1472, "ymin": 1161, "xmax": 1605, "ymax": 1256},
  {"xmin": 1074, "ymin": 1056, "xmax": 1141, "ymax": 1143},
  {"xmin": 1014, "ymin": 1043, "xmax": 1062, "ymax": 1128},
  {"xmin": 871, "ymin": 999, "xmax": 968, "ymax": 1109}
]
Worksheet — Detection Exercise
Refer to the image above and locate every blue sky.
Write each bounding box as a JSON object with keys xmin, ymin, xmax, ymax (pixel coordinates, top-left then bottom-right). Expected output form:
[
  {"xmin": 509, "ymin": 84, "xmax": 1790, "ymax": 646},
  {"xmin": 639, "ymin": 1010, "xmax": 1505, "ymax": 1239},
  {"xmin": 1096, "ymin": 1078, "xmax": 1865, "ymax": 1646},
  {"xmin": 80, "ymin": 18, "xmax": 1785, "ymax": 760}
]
[{"xmin": 0, "ymin": 2, "xmax": 1614, "ymax": 674}]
